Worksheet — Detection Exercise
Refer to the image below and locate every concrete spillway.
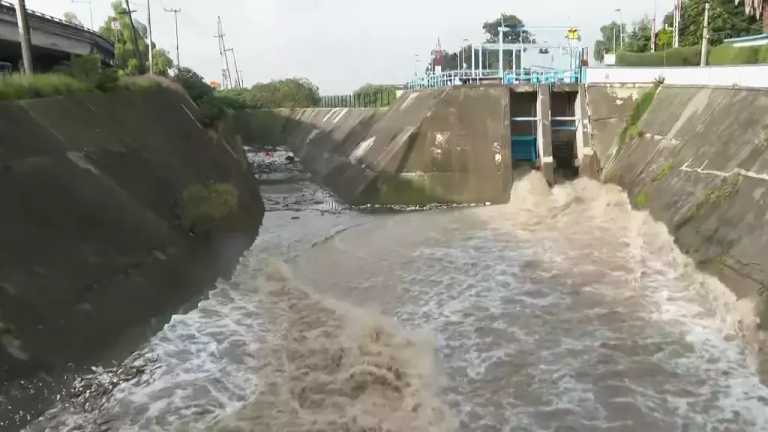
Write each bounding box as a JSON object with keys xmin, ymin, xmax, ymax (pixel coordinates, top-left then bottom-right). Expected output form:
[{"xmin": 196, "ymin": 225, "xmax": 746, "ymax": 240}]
[{"xmin": 5, "ymin": 83, "xmax": 768, "ymax": 431}]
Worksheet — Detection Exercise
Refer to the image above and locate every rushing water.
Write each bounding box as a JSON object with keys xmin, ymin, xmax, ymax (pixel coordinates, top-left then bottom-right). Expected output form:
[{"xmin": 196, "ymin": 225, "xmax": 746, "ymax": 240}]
[{"xmin": 30, "ymin": 174, "xmax": 768, "ymax": 432}]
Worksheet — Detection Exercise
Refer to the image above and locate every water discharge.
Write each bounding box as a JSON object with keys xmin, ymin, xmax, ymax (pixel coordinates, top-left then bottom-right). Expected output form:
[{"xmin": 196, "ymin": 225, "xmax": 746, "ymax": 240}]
[{"xmin": 30, "ymin": 174, "xmax": 768, "ymax": 431}]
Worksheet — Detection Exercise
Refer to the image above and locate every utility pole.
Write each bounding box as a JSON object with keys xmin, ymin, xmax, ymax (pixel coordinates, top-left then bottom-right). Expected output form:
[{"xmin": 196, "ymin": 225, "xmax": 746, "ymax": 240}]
[
  {"xmin": 122, "ymin": 0, "xmax": 145, "ymax": 74},
  {"xmin": 673, "ymin": 0, "xmax": 681, "ymax": 48},
  {"xmin": 651, "ymin": 1, "xmax": 657, "ymax": 53},
  {"xmin": 147, "ymin": 0, "xmax": 153, "ymax": 75},
  {"xmin": 14, "ymin": 0, "xmax": 33, "ymax": 74},
  {"xmin": 226, "ymin": 48, "xmax": 242, "ymax": 88},
  {"xmin": 214, "ymin": 16, "xmax": 233, "ymax": 89},
  {"xmin": 164, "ymin": 8, "xmax": 181, "ymax": 69},
  {"xmin": 701, "ymin": 0, "xmax": 710, "ymax": 67}
]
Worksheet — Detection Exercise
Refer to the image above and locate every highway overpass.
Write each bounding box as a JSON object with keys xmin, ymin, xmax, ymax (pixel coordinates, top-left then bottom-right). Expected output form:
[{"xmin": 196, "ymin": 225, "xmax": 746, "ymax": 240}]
[{"xmin": 0, "ymin": 0, "xmax": 113, "ymax": 71}]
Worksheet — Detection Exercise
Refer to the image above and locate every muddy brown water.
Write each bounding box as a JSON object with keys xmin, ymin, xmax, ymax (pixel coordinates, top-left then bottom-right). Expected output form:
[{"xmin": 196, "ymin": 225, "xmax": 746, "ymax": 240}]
[{"xmin": 28, "ymin": 174, "xmax": 768, "ymax": 431}]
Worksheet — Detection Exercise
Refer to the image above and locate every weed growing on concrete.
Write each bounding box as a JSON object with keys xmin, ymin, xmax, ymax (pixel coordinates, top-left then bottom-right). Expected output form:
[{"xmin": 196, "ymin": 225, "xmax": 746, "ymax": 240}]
[
  {"xmin": 701, "ymin": 175, "xmax": 742, "ymax": 208},
  {"xmin": 181, "ymin": 183, "xmax": 239, "ymax": 232},
  {"xmin": 618, "ymin": 84, "xmax": 660, "ymax": 151},
  {"xmin": 633, "ymin": 191, "xmax": 649, "ymax": 208},
  {"xmin": 653, "ymin": 163, "xmax": 674, "ymax": 182},
  {"xmin": 677, "ymin": 175, "xmax": 743, "ymax": 231}
]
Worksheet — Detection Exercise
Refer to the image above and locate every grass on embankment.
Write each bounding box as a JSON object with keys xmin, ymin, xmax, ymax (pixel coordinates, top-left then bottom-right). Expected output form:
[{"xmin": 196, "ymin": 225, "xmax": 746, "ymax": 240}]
[
  {"xmin": 618, "ymin": 83, "xmax": 661, "ymax": 150},
  {"xmin": 0, "ymin": 72, "xmax": 162, "ymax": 102},
  {"xmin": 0, "ymin": 74, "xmax": 95, "ymax": 101}
]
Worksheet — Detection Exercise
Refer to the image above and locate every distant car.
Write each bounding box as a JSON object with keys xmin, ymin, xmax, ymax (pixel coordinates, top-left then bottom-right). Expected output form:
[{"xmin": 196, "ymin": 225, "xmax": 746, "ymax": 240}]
[{"xmin": 0, "ymin": 61, "xmax": 11, "ymax": 76}]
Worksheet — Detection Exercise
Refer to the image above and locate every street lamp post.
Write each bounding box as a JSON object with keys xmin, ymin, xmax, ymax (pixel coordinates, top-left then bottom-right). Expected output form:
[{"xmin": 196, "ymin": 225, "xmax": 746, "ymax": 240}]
[
  {"xmin": 498, "ymin": 17, "xmax": 510, "ymax": 79},
  {"xmin": 462, "ymin": 37, "xmax": 470, "ymax": 72}
]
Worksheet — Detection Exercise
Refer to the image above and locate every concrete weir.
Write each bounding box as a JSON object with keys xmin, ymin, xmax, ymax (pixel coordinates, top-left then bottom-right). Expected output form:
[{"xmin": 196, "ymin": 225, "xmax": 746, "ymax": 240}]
[
  {"xmin": 251, "ymin": 86, "xmax": 514, "ymax": 205},
  {"xmin": 234, "ymin": 84, "xmax": 595, "ymax": 205}
]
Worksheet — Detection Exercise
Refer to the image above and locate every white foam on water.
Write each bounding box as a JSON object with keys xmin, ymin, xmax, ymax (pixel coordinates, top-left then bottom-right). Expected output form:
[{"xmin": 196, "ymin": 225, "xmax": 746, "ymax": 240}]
[{"xmin": 29, "ymin": 172, "xmax": 768, "ymax": 432}]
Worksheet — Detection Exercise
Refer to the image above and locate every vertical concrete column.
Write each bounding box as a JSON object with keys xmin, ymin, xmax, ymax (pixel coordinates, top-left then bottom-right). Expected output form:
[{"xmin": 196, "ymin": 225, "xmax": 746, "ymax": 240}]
[
  {"xmin": 576, "ymin": 84, "xmax": 598, "ymax": 178},
  {"xmin": 537, "ymin": 84, "xmax": 554, "ymax": 184}
]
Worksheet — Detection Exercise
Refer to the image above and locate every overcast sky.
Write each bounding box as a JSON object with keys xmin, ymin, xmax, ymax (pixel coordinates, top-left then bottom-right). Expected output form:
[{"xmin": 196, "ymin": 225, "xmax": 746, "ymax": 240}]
[{"xmin": 25, "ymin": 0, "xmax": 672, "ymax": 93}]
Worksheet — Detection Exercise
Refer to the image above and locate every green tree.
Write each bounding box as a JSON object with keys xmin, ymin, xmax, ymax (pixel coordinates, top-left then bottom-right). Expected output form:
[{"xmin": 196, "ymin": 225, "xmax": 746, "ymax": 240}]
[
  {"xmin": 680, "ymin": 0, "xmax": 762, "ymax": 46},
  {"xmin": 249, "ymin": 78, "xmax": 320, "ymax": 108},
  {"xmin": 99, "ymin": 1, "xmax": 174, "ymax": 76},
  {"xmin": 214, "ymin": 78, "xmax": 320, "ymax": 109},
  {"xmin": 173, "ymin": 67, "xmax": 213, "ymax": 103},
  {"xmin": 482, "ymin": 14, "xmax": 533, "ymax": 43},
  {"xmin": 152, "ymin": 49, "xmax": 174, "ymax": 76},
  {"xmin": 625, "ymin": 17, "xmax": 654, "ymax": 53},
  {"xmin": 736, "ymin": 0, "xmax": 768, "ymax": 32},
  {"xmin": 593, "ymin": 21, "xmax": 627, "ymax": 61},
  {"xmin": 63, "ymin": 12, "xmax": 82, "ymax": 26},
  {"xmin": 656, "ymin": 28, "xmax": 675, "ymax": 51}
]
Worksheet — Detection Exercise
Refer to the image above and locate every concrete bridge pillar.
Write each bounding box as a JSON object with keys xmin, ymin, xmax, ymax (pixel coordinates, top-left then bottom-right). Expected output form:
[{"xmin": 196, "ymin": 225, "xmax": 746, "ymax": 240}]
[{"xmin": 537, "ymin": 84, "xmax": 555, "ymax": 184}]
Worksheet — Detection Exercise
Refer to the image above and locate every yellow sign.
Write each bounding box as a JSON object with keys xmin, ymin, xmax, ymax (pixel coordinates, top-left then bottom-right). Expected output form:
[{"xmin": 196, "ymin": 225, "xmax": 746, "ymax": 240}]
[{"xmin": 566, "ymin": 27, "xmax": 580, "ymax": 41}]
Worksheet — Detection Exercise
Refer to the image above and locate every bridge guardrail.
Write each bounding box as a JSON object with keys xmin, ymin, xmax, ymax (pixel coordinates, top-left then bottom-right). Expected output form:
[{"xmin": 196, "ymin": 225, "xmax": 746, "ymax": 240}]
[{"xmin": 0, "ymin": 0, "xmax": 111, "ymax": 44}]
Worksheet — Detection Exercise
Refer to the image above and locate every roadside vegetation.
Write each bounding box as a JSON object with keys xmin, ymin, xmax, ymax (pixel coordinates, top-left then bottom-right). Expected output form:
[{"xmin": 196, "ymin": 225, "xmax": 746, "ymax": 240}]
[
  {"xmin": 0, "ymin": 55, "xmax": 164, "ymax": 102},
  {"xmin": 594, "ymin": 0, "xmax": 768, "ymax": 66}
]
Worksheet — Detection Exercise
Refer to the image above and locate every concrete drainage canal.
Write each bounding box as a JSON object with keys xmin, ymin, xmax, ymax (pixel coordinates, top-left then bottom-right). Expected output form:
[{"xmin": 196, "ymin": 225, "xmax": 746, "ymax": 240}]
[{"xmin": 26, "ymin": 142, "xmax": 768, "ymax": 432}]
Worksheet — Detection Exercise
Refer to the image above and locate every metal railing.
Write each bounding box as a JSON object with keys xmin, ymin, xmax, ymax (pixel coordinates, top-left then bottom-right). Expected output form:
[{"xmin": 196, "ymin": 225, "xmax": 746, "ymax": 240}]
[
  {"xmin": 319, "ymin": 90, "xmax": 396, "ymax": 108},
  {"xmin": 406, "ymin": 68, "xmax": 584, "ymax": 89},
  {"xmin": 0, "ymin": 0, "xmax": 108, "ymax": 41}
]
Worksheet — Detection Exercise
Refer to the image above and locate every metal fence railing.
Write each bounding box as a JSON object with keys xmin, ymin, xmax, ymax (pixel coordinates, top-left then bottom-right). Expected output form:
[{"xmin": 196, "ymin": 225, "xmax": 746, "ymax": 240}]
[
  {"xmin": 319, "ymin": 90, "xmax": 397, "ymax": 108},
  {"xmin": 406, "ymin": 68, "xmax": 584, "ymax": 90}
]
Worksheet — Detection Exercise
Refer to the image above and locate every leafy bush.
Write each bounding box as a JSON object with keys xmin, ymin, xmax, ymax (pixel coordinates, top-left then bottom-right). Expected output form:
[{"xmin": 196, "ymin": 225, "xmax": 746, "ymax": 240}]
[
  {"xmin": 52, "ymin": 55, "xmax": 120, "ymax": 92},
  {"xmin": 0, "ymin": 73, "xmax": 93, "ymax": 101},
  {"xmin": 709, "ymin": 45, "xmax": 760, "ymax": 65},
  {"xmin": 759, "ymin": 45, "xmax": 768, "ymax": 64},
  {"xmin": 617, "ymin": 46, "xmax": 701, "ymax": 66},
  {"xmin": 618, "ymin": 44, "xmax": 768, "ymax": 66},
  {"xmin": 114, "ymin": 76, "xmax": 162, "ymax": 92},
  {"xmin": 181, "ymin": 183, "xmax": 239, "ymax": 232},
  {"xmin": 197, "ymin": 94, "xmax": 247, "ymax": 127},
  {"xmin": 174, "ymin": 67, "xmax": 214, "ymax": 103}
]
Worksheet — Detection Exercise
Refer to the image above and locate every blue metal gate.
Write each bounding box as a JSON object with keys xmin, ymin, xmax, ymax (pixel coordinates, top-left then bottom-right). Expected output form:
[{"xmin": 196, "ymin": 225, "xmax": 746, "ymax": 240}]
[{"xmin": 511, "ymin": 135, "xmax": 538, "ymax": 161}]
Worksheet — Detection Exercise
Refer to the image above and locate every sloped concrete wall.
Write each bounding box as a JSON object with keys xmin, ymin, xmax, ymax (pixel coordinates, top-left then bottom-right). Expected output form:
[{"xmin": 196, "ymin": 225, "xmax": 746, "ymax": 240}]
[
  {"xmin": 583, "ymin": 84, "xmax": 650, "ymax": 177},
  {"xmin": 232, "ymin": 86, "xmax": 512, "ymax": 205},
  {"xmin": 591, "ymin": 85, "xmax": 768, "ymax": 338},
  {"xmin": 0, "ymin": 87, "xmax": 263, "ymax": 428}
]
